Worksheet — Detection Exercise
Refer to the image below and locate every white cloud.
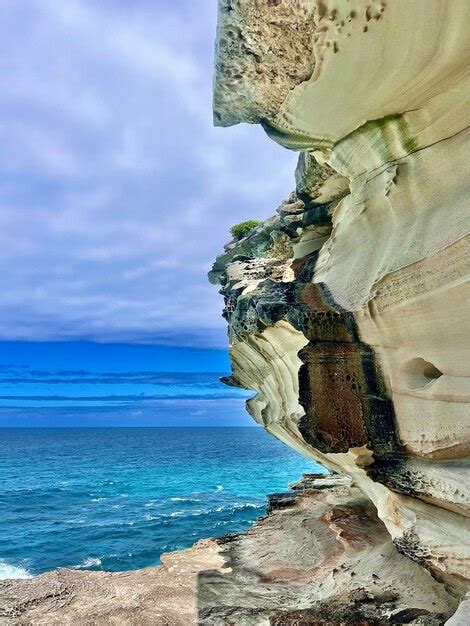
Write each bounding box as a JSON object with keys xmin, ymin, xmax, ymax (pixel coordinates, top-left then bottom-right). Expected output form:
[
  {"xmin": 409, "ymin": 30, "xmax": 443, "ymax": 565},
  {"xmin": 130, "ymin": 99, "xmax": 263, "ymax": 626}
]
[{"xmin": 0, "ymin": 0, "xmax": 297, "ymax": 347}]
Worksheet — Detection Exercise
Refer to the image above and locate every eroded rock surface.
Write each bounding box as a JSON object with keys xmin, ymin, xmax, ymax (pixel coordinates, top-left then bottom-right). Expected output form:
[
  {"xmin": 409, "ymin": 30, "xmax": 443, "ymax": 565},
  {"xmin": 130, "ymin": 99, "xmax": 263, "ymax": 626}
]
[
  {"xmin": 211, "ymin": 0, "xmax": 470, "ymax": 605},
  {"xmin": 213, "ymin": 0, "xmax": 317, "ymax": 126},
  {"xmin": 0, "ymin": 476, "xmax": 459, "ymax": 625}
]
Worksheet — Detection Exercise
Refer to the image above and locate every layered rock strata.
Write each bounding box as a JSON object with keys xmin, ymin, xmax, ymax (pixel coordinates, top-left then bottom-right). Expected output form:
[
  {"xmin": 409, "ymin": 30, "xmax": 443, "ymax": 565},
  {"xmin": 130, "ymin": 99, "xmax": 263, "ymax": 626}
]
[
  {"xmin": 211, "ymin": 0, "xmax": 470, "ymax": 603},
  {"xmin": 0, "ymin": 476, "xmax": 459, "ymax": 625}
]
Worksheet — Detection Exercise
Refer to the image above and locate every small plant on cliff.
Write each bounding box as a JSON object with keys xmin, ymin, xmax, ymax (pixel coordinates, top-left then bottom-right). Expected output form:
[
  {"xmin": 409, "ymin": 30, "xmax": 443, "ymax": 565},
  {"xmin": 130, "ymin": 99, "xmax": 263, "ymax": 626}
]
[{"xmin": 230, "ymin": 220, "xmax": 261, "ymax": 240}]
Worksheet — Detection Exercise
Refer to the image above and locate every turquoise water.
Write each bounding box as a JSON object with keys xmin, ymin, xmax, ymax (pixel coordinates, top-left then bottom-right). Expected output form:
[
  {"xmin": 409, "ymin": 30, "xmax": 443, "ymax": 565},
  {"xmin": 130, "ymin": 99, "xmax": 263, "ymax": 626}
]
[{"xmin": 0, "ymin": 427, "xmax": 320, "ymax": 579}]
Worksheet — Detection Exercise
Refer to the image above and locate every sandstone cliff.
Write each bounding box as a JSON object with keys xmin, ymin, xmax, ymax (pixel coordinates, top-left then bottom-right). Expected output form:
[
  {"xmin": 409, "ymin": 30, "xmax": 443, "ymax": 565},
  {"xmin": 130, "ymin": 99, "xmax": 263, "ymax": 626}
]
[
  {"xmin": 211, "ymin": 0, "xmax": 470, "ymax": 606},
  {"xmin": 2, "ymin": 2, "xmax": 469, "ymax": 624}
]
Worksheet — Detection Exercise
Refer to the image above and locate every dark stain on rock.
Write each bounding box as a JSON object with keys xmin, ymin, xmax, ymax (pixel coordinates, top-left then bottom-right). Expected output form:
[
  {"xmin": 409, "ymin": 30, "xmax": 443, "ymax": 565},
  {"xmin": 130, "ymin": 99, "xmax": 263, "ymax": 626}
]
[
  {"xmin": 298, "ymin": 342, "xmax": 370, "ymax": 453},
  {"xmin": 367, "ymin": 457, "xmax": 469, "ymax": 515},
  {"xmin": 296, "ymin": 281, "xmax": 399, "ymax": 456},
  {"xmin": 266, "ymin": 492, "xmax": 298, "ymax": 513},
  {"xmin": 368, "ymin": 457, "xmax": 423, "ymax": 498},
  {"xmin": 211, "ymin": 191, "xmax": 401, "ymax": 460},
  {"xmin": 269, "ymin": 587, "xmax": 400, "ymax": 625},
  {"xmin": 393, "ymin": 532, "xmax": 430, "ymax": 567},
  {"xmin": 389, "ymin": 607, "xmax": 431, "ymax": 623}
]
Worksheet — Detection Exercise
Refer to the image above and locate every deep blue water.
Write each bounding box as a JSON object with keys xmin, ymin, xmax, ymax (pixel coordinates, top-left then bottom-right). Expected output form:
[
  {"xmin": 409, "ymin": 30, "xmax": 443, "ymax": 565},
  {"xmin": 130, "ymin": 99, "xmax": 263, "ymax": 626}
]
[{"xmin": 0, "ymin": 427, "xmax": 320, "ymax": 579}]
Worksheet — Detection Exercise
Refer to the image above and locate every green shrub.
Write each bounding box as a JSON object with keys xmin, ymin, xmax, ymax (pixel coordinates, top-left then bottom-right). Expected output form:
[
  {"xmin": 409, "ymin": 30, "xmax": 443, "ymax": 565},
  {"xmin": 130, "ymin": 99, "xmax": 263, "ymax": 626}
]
[{"xmin": 230, "ymin": 220, "xmax": 261, "ymax": 240}]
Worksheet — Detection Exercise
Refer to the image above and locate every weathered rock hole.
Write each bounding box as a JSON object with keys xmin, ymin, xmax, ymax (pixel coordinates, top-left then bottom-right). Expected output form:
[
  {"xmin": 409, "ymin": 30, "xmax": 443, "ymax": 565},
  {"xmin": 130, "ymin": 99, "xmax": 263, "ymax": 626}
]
[{"xmin": 403, "ymin": 358, "xmax": 443, "ymax": 389}]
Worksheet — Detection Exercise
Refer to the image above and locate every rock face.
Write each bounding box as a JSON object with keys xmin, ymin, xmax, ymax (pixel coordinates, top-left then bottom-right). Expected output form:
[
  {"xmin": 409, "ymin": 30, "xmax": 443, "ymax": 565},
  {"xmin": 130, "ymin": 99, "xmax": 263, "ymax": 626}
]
[
  {"xmin": 0, "ymin": 476, "xmax": 459, "ymax": 625},
  {"xmin": 211, "ymin": 0, "xmax": 470, "ymax": 602},
  {"xmin": 2, "ymin": 3, "xmax": 468, "ymax": 623}
]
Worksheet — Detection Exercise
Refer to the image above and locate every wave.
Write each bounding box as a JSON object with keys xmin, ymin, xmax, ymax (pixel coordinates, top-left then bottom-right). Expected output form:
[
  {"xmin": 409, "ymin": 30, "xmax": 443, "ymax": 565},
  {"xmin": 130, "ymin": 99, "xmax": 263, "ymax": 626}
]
[
  {"xmin": 142, "ymin": 502, "xmax": 265, "ymax": 522},
  {"xmin": 0, "ymin": 562, "xmax": 32, "ymax": 580},
  {"xmin": 72, "ymin": 557, "xmax": 102, "ymax": 569},
  {"xmin": 234, "ymin": 502, "xmax": 262, "ymax": 510},
  {"xmin": 211, "ymin": 502, "xmax": 263, "ymax": 514},
  {"xmin": 169, "ymin": 496, "xmax": 202, "ymax": 503}
]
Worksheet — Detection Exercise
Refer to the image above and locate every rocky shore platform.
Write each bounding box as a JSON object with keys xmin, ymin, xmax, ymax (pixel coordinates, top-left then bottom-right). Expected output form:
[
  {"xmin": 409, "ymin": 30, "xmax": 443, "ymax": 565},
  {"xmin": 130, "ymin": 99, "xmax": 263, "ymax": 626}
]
[{"xmin": 0, "ymin": 475, "xmax": 462, "ymax": 625}]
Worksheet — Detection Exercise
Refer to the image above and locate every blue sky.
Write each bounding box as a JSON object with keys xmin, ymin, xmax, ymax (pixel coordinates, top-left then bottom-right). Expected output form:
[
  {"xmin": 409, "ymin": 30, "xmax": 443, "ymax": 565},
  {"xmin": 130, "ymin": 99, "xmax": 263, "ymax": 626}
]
[{"xmin": 0, "ymin": 0, "xmax": 296, "ymax": 348}]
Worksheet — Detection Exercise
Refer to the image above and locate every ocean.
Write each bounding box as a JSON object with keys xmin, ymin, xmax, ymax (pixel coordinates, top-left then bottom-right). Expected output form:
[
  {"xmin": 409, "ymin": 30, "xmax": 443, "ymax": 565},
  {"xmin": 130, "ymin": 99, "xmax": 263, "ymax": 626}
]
[
  {"xmin": 0, "ymin": 427, "xmax": 320, "ymax": 579},
  {"xmin": 0, "ymin": 343, "xmax": 322, "ymax": 579}
]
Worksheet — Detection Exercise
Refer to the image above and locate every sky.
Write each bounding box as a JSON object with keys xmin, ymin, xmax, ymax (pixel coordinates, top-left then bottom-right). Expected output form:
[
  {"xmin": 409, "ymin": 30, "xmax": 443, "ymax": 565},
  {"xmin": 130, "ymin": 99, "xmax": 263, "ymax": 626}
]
[
  {"xmin": 0, "ymin": 1, "xmax": 298, "ymax": 425},
  {"xmin": 0, "ymin": 0, "xmax": 297, "ymax": 349}
]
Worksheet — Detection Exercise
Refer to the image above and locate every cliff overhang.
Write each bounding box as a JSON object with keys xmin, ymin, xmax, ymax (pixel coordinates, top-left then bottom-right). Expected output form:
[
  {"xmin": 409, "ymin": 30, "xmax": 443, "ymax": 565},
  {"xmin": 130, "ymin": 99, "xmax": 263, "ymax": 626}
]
[{"xmin": 212, "ymin": 0, "xmax": 470, "ymax": 604}]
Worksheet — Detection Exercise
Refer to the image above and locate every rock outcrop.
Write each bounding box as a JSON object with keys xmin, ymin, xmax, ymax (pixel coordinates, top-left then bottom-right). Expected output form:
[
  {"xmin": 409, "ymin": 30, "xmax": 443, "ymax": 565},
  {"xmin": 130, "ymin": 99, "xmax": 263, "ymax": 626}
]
[
  {"xmin": 211, "ymin": 0, "xmax": 470, "ymax": 607},
  {"xmin": 0, "ymin": 476, "xmax": 460, "ymax": 625},
  {"xmin": 2, "ymin": 2, "xmax": 469, "ymax": 624}
]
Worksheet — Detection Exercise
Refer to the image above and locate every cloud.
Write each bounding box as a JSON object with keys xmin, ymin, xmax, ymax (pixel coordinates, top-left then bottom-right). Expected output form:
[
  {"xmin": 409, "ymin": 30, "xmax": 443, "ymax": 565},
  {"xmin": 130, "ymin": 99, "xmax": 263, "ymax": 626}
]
[{"xmin": 0, "ymin": 0, "xmax": 297, "ymax": 347}]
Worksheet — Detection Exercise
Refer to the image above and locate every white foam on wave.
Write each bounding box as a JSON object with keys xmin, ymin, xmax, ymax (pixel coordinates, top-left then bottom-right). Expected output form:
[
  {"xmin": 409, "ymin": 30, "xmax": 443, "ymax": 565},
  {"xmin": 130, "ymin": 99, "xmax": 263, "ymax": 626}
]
[
  {"xmin": 146, "ymin": 501, "xmax": 265, "ymax": 521},
  {"xmin": 236, "ymin": 503, "xmax": 263, "ymax": 510},
  {"xmin": 0, "ymin": 562, "xmax": 32, "ymax": 580},
  {"xmin": 72, "ymin": 557, "xmax": 102, "ymax": 569}
]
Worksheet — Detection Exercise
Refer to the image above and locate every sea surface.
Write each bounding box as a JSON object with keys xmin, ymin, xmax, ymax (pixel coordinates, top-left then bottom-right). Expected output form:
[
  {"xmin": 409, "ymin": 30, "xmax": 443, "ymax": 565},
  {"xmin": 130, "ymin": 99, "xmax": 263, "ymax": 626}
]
[{"xmin": 0, "ymin": 427, "xmax": 321, "ymax": 579}]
